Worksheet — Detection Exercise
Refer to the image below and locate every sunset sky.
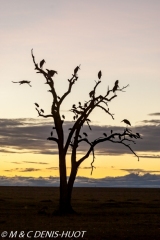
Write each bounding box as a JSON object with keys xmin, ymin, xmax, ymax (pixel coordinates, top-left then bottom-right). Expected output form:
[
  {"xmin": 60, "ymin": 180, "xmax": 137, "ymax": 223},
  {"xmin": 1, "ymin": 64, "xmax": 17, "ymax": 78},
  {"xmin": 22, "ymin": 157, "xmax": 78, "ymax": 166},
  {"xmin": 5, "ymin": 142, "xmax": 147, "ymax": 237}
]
[{"xmin": 0, "ymin": 0, "xmax": 160, "ymax": 186}]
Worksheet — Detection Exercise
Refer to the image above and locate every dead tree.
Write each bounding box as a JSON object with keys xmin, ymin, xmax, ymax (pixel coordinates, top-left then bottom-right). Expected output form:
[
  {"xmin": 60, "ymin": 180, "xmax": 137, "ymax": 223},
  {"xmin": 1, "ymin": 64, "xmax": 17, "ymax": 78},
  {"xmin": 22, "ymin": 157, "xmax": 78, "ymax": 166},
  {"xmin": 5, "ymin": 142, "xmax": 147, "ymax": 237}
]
[{"xmin": 31, "ymin": 50, "xmax": 141, "ymax": 214}]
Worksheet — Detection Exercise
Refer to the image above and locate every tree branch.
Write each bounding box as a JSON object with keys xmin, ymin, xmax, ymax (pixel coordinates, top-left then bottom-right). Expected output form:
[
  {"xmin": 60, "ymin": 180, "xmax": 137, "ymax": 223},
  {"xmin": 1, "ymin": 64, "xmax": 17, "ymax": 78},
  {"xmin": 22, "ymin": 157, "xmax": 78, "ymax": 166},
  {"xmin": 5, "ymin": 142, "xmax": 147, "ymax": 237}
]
[{"xmin": 47, "ymin": 137, "xmax": 59, "ymax": 144}]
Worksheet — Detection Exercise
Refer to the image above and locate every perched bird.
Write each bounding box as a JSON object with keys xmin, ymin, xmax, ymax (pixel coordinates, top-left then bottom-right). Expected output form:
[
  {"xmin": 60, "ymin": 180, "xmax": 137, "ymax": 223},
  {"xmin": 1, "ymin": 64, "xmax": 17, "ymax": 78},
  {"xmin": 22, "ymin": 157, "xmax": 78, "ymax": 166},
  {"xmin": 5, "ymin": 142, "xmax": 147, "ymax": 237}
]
[
  {"xmin": 34, "ymin": 103, "xmax": 39, "ymax": 108},
  {"xmin": 89, "ymin": 90, "xmax": 94, "ymax": 98},
  {"xmin": 40, "ymin": 59, "xmax": 45, "ymax": 68},
  {"xmin": 121, "ymin": 119, "xmax": 131, "ymax": 126},
  {"xmin": 73, "ymin": 116, "xmax": 76, "ymax": 120},
  {"xmin": 103, "ymin": 133, "xmax": 107, "ymax": 137},
  {"xmin": 111, "ymin": 130, "xmax": 113, "ymax": 134},
  {"xmin": 113, "ymin": 85, "xmax": 118, "ymax": 93},
  {"xmin": 113, "ymin": 80, "xmax": 119, "ymax": 93},
  {"xmin": 98, "ymin": 70, "xmax": 102, "ymax": 79},
  {"xmin": 72, "ymin": 104, "xmax": 76, "ymax": 109},
  {"xmin": 46, "ymin": 69, "xmax": 58, "ymax": 77},
  {"xmin": 83, "ymin": 132, "xmax": 88, "ymax": 137},
  {"xmin": 62, "ymin": 115, "xmax": 65, "ymax": 119},
  {"xmin": 12, "ymin": 80, "xmax": 32, "ymax": 87},
  {"xmin": 78, "ymin": 135, "xmax": 82, "ymax": 138},
  {"xmin": 74, "ymin": 65, "xmax": 80, "ymax": 75},
  {"xmin": 40, "ymin": 109, "xmax": 44, "ymax": 113},
  {"xmin": 79, "ymin": 102, "xmax": 81, "ymax": 105},
  {"xmin": 136, "ymin": 133, "xmax": 141, "ymax": 138},
  {"xmin": 51, "ymin": 131, "xmax": 53, "ymax": 136}
]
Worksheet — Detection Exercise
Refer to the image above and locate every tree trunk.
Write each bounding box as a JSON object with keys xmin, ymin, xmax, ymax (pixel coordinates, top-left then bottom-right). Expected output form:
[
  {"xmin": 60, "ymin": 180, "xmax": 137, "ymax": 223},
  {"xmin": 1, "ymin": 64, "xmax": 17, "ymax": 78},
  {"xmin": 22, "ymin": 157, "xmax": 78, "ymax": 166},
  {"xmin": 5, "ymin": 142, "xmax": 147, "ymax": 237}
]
[
  {"xmin": 58, "ymin": 151, "xmax": 68, "ymax": 213},
  {"xmin": 66, "ymin": 164, "xmax": 78, "ymax": 213},
  {"xmin": 56, "ymin": 159, "xmax": 78, "ymax": 214}
]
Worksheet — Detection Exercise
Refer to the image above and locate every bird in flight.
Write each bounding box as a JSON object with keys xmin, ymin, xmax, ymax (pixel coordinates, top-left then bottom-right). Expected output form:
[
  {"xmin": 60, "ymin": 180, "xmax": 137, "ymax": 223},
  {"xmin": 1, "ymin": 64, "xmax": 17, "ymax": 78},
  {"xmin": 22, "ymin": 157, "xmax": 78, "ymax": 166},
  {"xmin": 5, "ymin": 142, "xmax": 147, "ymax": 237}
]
[
  {"xmin": 46, "ymin": 69, "xmax": 58, "ymax": 77},
  {"xmin": 12, "ymin": 80, "xmax": 32, "ymax": 87},
  {"xmin": 40, "ymin": 59, "xmax": 45, "ymax": 68},
  {"xmin": 121, "ymin": 119, "xmax": 131, "ymax": 126},
  {"xmin": 98, "ymin": 70, "xmax": 102, "ymax": 79}
]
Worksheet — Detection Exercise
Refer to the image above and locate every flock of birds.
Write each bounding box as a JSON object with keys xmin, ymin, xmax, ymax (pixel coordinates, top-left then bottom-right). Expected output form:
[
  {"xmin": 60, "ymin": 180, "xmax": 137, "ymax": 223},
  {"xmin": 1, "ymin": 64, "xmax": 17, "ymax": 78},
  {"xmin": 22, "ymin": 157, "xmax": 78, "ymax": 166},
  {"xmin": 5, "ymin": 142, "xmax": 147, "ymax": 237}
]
[{"xmin": 12, "ymin": 60, "xmax": 132, "ymax": 137}]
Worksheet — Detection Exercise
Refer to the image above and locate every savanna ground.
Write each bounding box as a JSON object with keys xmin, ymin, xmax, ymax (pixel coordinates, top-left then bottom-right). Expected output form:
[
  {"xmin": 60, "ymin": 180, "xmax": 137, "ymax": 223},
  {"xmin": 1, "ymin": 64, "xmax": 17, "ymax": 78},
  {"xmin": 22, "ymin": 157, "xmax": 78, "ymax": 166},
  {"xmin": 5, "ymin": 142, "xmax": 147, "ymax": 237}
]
[{"xmin": 0, "ymin": 187, "xmax": 160, "ymax": 239}]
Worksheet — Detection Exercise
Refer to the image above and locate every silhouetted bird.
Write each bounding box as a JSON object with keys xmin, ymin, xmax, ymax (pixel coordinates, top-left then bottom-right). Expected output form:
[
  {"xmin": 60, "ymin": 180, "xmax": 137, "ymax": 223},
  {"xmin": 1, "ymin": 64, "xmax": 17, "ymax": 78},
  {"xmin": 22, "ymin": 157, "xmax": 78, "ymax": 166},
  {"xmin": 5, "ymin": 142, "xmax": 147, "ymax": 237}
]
[
  {"xmin": 74, "ymin": 65, "xmax": 80, "ymax": 75},
  {"xmin": 62, "ymin": 115, "xmax": 65, "ymax": 119},
  {"xmin": 121, "ymin": 119, "xmax": 131, "ymax": 126},
  {"xmin": 113, "ymin": 80, "xmax": 119, "ymax": 93},
  {"xmin": 83, "ymin": 132, "xmax": 88, "ymax": 137},
  {"xmin": 40, "ymin": 109, "xmax": 44, "ymax": 113},
  {"xmin": 72, "ymin": 104, "xmax": 76, "ymax": 109},
  {"xmin": 89, "ymin": 90, "xmax": 94, "ymax": 98},
  {"xmin": 40, "ymin": 59, "xmax": 45, "ymax": 68},
  {"xmin": 12, "ymin": 80, "xmax": 32, "ymax": 87},
  {"xmin": 34, "ymin": 103, "xmax": 39, "ymax": 108},
  {"xmin": 113, "ymin": 85, "xmax": 118, "ymax": 93},
  {"xmin": 111, "ymin": 130, "xmax": 113, "ymax": 134},
  {"xmin": 46, "ymin": 69, "xmax": 58, "ymax": 77},
  {"xmin": 136, "ymin": 133, "xmax": 140, "ymax": 138},
  {"xmin": 79, "ymin": 102, "xmax": 81, "ymax": 105},
  {"xmin": 103, "ymin": 133, "xmax": 107, "ymax": 137},
  {"xmin": 78, "ymin": 135, "xmax": 82, "ymax": 138},
  {"xmin": 51, "ymin": 131, "xmax": 53, "ymax": 136},
  {"xmin": 73, "ymin": 116, "xmax": 76, "ymax": 120},
  {"xmin": 98, "ymin": 70, "xmax": 102, "ymax": 79},
  {"xmin": 115, "ymin": 80, "xmax": 119, "ymax": 85}
]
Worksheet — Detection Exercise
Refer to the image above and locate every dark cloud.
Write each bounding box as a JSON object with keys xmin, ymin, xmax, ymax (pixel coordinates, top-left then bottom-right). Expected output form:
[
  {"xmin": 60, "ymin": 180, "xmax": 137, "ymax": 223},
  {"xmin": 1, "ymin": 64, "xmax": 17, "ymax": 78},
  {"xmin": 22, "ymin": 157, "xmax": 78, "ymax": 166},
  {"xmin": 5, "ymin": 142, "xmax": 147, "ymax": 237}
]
[
  {"xmin": 148, "ymin": 113, "xmax": 160, "ymax": 116},
  {"xmin": 23, "ymin": 161, "xmax": 48, "ymax": 164},
  {"xmin": 142, "ymin": 119, "xmax": 160, "ymax": 124},
  {"xmin": 46, "ymin": 167, "xmax": 59, "ymax": 170},
  {"xmin": 0, "ymin": 174, "xmax": 160, "ymax": 187},
  {"xmin": 4, "ymin": 168, "xmax": 40, "ymax": 172},
  {"xmin": 0, "ymin": 118, "xmax": 160, "ymax": 157}
]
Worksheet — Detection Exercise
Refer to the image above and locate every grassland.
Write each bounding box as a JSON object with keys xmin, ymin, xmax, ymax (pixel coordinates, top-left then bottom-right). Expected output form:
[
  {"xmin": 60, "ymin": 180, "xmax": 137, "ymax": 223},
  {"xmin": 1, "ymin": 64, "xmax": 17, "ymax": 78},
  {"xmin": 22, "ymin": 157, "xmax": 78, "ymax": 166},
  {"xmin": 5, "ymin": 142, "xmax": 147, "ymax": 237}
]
[{"xmin": 0, "ymin": 187, "xmax": 160, "ymax": 239}]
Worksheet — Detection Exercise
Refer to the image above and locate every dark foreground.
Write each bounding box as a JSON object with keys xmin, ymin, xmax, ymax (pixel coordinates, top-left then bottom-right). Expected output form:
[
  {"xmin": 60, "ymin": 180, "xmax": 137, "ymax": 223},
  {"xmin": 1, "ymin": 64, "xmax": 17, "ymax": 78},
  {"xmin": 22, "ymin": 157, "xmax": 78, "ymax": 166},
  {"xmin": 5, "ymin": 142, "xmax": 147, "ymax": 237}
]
[{"xmin": 0, "ymin": 187, "xmax": 160, "ymax": 239}]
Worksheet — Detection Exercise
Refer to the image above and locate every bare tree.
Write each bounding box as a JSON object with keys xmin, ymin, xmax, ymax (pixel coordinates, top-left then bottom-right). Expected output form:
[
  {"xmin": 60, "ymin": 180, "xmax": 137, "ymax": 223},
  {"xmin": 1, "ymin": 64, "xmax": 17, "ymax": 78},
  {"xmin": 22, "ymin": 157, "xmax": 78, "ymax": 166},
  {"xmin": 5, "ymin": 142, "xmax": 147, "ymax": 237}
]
[{"xmin": 30, "ymin": 50, "xmax": 141, "ymax": 214}]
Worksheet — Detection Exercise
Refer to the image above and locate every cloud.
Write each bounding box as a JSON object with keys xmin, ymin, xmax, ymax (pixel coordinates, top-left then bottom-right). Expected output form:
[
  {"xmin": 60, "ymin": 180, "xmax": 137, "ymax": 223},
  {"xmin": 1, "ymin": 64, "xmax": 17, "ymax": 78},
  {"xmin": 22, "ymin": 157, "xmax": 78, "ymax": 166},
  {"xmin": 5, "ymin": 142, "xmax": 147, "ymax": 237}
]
[
  {"xmin": 142, "ymin": 119, "xmax": 160, "ymax": 124},
  {"xmin": 46, "ymin": 167, "xmax": 59, "ymax": 170},
  {"xmin": 148, "ymin": 112, "xmax": 160, "ymax": 116},
  {"xmin": 0, "ymin": 173, "xmax": 160, "ymax": 188},
  {"xmin": 0, "ymin": 118, "xmax": 160, "ymax": 157},
  {"xmin": 139, "ymin": 154, "xmax": 160, "ymax": 159},
  {"xmin": 120, "ymin": 168, "xmax": 160, "ymax": 174},
  {"xmin": 23, "ymin": 161, "xmax": 49, "ymax": 164},
  {"xmin": 4, "ymin": 168, "xmax": 40, "ymax": 172}
]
